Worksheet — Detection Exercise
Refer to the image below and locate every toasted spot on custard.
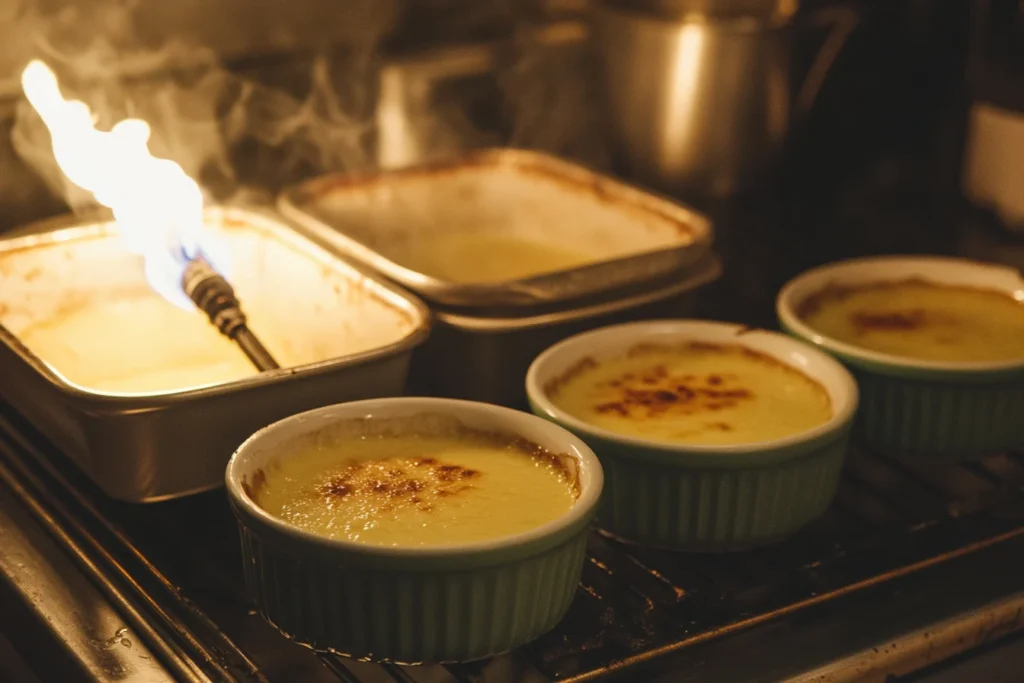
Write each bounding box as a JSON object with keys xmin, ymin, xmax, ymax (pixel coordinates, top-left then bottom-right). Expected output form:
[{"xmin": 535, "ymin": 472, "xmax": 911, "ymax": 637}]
[
  {"xmin": 242, "ymin": 468, "xmax": 267, "ymax": 504},
  {"xmin": 851, "ymin": 309, "xmax": 929, "ymax": 332},
  {"xmin": 596, "ymin": 402, "xmax": 627, "ymax": 416},
  {"xmin": 682, "ymin": 341, "xmax": 724, "ymax": 353},
  {"xmin": 314, "ymin": 458, "xmax": 481, "ymax": 512},
  {"xmin": 544, "ymin": 356, "xmax": 598, "ymax": 398},
  {"xmin": 590, "ymin": 365, "xmax": 756, "ymax": 421},
  {"xmin": 799, "ymin": 277, "xmax": 1024, "ymax": 363},
  {"xmin": 437, "ymin": 463, "xmax": 480, "ymax": 482},
  {"xmin": 548, "ymin": 341, "xmax": 832, "ymax": 445},
  {"xmin": 322, "ymin": 477, "xmax": 352, "ymax": 498}
]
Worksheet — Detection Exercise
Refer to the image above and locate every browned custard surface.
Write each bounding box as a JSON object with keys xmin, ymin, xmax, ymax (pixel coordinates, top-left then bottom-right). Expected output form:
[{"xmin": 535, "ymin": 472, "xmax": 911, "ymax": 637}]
[
  {"xmin": 798, "ymin": 278, "xmax": 1024, "ymax": 363},
  {"xmin": 546, "ymin": 342, "xmax": 832, "ymax": 445},
  {"xmin": 248, "ymin": 418, "xmax": 578, "ymax": 546}
]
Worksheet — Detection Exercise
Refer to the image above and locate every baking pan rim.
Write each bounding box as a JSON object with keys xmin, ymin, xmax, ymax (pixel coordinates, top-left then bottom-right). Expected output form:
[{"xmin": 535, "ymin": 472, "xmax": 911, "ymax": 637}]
[
  {"xmin": 0, "ymin": 206, "xmax": 433, "ymax": 410},
  {"xmin": 277, "ymin": 148, "xmax": 714, "ymax": 308}
]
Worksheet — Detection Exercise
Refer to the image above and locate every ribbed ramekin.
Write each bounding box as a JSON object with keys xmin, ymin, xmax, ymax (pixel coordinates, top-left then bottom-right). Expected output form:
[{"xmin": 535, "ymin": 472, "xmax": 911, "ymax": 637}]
[
  {"xmin": 526, "ymin": 320, "xmax": 857, "ymax": 552},
  {"xmin": 225, "ymin": 398, "xmax": 603, "ymax": 663},
  {"xmin": 778, "ymin": 256, "xmax": 1024, "ymax": 460}
]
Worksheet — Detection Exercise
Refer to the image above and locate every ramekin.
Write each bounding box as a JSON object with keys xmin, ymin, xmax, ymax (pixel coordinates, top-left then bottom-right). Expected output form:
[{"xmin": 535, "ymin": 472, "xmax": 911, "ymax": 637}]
[
  {"xmin": 225, "ymin": 397, "xmax": 603, "ymax": 663},
  {"xmin": 526, "ymin": 320, "xmax": 857, "ymax": 552},
  {"xmin": 778, "ymin": 256, "xmax": 1024, "ymax": 459}
]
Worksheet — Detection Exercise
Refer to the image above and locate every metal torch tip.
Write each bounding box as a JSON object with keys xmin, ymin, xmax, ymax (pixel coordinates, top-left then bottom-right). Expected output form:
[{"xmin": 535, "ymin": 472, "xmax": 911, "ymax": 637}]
[{"xmin": 180, "ymin": 258, "xmax": 280, "ymax": 372}]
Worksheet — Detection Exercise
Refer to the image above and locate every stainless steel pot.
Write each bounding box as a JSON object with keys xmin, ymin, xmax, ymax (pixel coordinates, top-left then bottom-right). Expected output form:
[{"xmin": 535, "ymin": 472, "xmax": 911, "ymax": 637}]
[{"xmin": 592, "ymin": 1, "xmax": 858, "ymax": 198}]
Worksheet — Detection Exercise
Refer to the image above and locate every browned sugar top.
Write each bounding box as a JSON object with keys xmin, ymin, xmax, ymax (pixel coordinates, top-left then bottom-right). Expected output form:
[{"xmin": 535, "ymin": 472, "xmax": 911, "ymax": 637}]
[
  {"xmin": 543, "ymin": 340, "xmax": 834, "ymax": 445},
  {"xmin": 243, "ymin": 419, "xmax": 580, "ymax": 512},
  {"xmin": 583, "ymin": 342, "xmax": 761, "ymax": 422},
  {"xmin": 317, "ymin": 456, "xmax": 483, "ymax": 513},
  {"xmin": 796, "ymin": 277, "xmax": 1016, "ymax": 322}
]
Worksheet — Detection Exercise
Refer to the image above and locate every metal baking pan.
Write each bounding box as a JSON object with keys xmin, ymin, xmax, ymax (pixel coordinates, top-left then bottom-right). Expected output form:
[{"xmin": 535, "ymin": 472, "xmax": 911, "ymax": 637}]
[
  {"xmin": 409, "ymin": 254, "xmax": 722, "ymax": 406},
  {"xmin": 277, "ymin": 148, "xmax": 713, "ymax": 310},
  {"xmin": 0, "ymin": 206, "xmax": 431, "ymax": 503}
]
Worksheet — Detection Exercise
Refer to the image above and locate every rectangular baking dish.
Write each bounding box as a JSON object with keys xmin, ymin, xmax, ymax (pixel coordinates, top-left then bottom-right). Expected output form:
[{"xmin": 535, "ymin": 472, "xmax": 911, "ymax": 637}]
[
  {"xmin": 277, "ymin": 148, "xmax": 713, "ymax": 310},
  {"xmin": 409, "ymin": 254, "xmax": 722, "ymax": 406},
  {"xmin": 0, "ymin": 206, "xmax": 431, "ymax": 502}
]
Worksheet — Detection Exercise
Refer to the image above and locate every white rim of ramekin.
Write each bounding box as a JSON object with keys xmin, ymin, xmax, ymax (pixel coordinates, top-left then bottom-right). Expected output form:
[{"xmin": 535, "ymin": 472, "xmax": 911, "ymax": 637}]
[
  {"xmin": 526, "ymin": 319, "xmax": 858, "ymax": 455},
  {"xmin": 777, "ymin": 255, "xmax": 1024, "ymax": 374},
  {"xmin": 225, "ymin": 397, "xmax": 603, "ymax": 558}
]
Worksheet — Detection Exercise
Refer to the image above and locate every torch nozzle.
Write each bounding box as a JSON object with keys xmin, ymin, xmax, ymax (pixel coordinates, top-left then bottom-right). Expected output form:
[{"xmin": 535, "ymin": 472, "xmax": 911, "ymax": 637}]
[{"xmin": 181, "ymin": 258, "xmax": 280, "ymax": 372}]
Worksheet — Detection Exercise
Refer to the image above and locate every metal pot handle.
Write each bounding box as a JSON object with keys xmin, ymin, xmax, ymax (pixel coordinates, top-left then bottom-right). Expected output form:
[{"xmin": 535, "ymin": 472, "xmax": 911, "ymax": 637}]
[{"xmin": 794, "ymin": 4, "xmax": 860, "ymax": 121}]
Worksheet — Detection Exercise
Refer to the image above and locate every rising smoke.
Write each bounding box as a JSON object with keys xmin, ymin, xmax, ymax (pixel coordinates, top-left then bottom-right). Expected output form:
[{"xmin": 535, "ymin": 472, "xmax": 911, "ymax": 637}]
[
  {"xmin": 500, "ymin": 21, "xmax": 610, "ymax": 171},
  {"xmin": 8, "ymin": 0, "xmax": 608, "ymax": 217},
  {"xmin": 10, "ymin": 0, "xmax": 396, "ymax": 212}
]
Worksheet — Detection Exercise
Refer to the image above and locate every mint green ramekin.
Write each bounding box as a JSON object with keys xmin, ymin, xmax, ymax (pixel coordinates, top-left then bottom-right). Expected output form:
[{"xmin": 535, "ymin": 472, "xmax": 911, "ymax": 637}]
[
  {"xmin": 778, "ymin": 255, "xmax": 1024, "ymax": 460},
  {"xmin": 225, "ymin": 398, "xmax": 603, "ymax": 663},
  {"xmin": 526, "ymin": 320, "xmax": 858, "ymax": 552}
]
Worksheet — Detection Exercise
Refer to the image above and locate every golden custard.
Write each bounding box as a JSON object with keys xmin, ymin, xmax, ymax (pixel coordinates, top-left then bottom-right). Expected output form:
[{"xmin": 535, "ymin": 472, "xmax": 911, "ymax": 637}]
[
  {"xmin": 798, "ymin": 279, "xmax": 1024, "ymax": 363},
  {"xmin": 547, "ymin": 342, "xmax": 833, "ymax": 446},
  {"xmin": 384, "ymin": 232, "xmax": 598, "ymax": 283},
  {"xmin": 249, "ymin": 423, "xmax": 577, "ymax": 547},
  {"xmin": 18, "ymin": 293, "xmax": 256, "ymax": 393}
]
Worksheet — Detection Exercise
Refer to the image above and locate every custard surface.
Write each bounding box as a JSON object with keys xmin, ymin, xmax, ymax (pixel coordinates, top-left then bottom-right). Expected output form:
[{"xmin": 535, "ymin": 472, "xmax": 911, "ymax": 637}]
[
  {"xmin": 19, "ymin": 293, "xmax": 256, "ymax": 393},
  {"xmin": 799, "ymin": 279, "xmax": 1024, "ymax": 363},
  {"xmin": 253, "ymin": 431, "xmax": 576, "ymax": 546},
  {"xmin": 384, "ymin": 232, "xmax": 597, "ymax": 283},
  {"xmin": 547, "ymin": 342, "xmax": 832, "ymax": 446}
]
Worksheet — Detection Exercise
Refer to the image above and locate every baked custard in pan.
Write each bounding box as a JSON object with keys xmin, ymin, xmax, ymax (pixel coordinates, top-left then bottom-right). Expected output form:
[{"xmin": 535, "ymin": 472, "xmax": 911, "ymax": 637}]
[{"xmin": 384, "ymin": 232, "xmax": 598, "ymax": 283}]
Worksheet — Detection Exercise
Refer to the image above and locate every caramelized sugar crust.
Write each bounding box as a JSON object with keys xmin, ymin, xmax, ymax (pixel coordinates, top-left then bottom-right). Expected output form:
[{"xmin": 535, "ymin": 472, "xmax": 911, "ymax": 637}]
[
  {"xmin": 797, "ymin": 278, "xmax": 1024, "ymax": 363},
  {"xmin": 317, "ymin": 456, "xmax": 482, "ymax": 514},
  {"xmin": 247, "ymin": 429, "xmax": 576, "ymax": 508},
  {"xmin": 545, "ymin": 341, "xmax": 833, "ymax": 445}
]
